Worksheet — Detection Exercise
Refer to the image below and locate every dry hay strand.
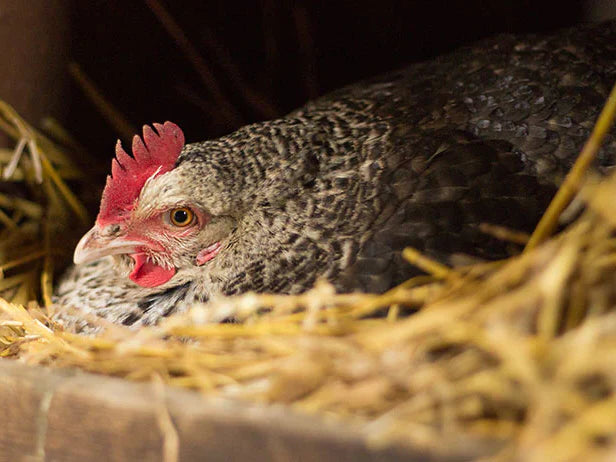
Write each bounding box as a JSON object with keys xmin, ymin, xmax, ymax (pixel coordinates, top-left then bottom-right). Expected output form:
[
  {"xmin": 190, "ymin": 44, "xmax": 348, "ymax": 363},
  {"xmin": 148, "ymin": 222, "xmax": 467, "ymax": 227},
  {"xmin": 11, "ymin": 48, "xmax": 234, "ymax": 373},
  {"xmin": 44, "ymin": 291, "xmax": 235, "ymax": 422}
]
[{"xmin": 0, "ymin": 86, "xmax": 616, "ymax": 461}]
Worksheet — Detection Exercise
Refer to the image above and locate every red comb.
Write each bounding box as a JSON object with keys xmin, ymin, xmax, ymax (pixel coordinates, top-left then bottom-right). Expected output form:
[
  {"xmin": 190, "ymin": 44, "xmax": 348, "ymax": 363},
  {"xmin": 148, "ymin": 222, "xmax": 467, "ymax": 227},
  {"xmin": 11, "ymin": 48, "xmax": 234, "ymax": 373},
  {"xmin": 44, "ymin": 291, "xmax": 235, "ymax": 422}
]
[{"xmin": 97, "ymin": 122, "xmax": 185, "ymax": 226}]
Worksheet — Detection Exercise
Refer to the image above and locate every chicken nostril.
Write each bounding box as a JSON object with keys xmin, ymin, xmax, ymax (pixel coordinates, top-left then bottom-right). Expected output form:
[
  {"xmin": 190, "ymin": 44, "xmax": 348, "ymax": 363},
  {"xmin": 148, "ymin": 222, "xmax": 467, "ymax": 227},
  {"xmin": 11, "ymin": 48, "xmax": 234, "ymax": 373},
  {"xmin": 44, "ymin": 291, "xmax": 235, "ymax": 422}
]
[{"xmin": 104, "ymin": 224, "xmax": 121, "ymax": 236}]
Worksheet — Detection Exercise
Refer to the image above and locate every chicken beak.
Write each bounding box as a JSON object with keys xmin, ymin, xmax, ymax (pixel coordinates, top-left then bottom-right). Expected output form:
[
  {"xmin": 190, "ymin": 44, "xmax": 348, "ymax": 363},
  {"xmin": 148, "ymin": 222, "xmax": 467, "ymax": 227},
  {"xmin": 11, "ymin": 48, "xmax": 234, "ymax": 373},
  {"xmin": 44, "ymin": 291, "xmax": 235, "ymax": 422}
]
[{"xmin": 73, "ymin": 225, "xmax": 142, "ymax": 265}]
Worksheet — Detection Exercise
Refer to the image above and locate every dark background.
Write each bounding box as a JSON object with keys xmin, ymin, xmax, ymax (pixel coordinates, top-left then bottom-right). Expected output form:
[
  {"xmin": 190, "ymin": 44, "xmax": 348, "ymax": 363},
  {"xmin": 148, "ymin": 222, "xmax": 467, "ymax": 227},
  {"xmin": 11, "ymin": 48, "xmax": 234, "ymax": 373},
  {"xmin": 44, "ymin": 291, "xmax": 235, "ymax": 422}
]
[{"xmin": 66, "ymin": 0, "xmax": 604, "ymax": 171}]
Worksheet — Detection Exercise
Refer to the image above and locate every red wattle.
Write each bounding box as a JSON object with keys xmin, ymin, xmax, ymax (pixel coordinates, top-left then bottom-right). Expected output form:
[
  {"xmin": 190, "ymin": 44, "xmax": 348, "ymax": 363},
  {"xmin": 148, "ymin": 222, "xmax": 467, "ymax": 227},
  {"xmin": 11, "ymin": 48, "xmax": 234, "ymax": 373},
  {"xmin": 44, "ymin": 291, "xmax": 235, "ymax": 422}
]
[{"xmin": 129, "ymin": 253, "xmax": 176, "ymax": 288}]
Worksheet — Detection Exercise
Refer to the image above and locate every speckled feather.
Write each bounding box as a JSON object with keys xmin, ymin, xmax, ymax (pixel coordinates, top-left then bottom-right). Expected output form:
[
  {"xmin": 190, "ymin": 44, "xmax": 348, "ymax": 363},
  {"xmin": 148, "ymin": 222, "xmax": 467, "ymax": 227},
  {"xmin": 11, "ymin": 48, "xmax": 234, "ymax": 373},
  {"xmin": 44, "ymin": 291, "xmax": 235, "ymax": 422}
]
[{"xmin": 54, "ymin": 21, "xmax": 616, "ymax": 330}]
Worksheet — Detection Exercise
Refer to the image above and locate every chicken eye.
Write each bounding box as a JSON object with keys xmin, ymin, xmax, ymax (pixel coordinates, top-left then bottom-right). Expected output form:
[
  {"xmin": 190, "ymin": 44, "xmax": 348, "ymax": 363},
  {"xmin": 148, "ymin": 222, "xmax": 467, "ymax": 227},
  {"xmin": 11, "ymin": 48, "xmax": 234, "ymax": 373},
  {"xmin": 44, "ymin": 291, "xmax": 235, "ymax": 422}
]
[{"xmin": 169, "ymin": 208, "xmax": 194, "ymax": 227}]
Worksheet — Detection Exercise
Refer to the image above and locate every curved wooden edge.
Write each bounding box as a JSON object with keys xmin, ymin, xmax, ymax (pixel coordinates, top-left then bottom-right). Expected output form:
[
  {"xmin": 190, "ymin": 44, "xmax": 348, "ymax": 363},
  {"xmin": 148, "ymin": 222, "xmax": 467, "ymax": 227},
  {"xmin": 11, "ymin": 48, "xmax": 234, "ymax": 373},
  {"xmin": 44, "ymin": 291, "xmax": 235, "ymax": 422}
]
[{"xmin": 0, "ymin": 359, "xmax": 466, "ymax": 462}]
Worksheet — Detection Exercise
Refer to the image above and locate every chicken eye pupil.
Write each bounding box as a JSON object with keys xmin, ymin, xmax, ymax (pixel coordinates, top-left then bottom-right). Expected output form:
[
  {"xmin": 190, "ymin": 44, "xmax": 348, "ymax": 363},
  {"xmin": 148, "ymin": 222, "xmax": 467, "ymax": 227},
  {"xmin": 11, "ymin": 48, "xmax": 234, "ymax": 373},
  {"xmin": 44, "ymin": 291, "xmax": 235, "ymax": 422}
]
[
  {"xmin": 174, "ymin": 210, "xmax": 188, "ymax": 222},
  {"xmin": 170, "ymin": 208, "xmax": 193, "ymax": 226}
]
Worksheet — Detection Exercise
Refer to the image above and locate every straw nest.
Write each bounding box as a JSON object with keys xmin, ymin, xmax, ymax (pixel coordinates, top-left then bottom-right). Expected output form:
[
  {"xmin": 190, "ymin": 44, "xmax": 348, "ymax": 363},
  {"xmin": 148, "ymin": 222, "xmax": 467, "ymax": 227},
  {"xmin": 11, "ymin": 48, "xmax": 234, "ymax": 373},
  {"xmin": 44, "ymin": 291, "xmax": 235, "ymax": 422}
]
[{"xmin": 1, "ymin": 85, "xmax": 616, "ymax": 462}]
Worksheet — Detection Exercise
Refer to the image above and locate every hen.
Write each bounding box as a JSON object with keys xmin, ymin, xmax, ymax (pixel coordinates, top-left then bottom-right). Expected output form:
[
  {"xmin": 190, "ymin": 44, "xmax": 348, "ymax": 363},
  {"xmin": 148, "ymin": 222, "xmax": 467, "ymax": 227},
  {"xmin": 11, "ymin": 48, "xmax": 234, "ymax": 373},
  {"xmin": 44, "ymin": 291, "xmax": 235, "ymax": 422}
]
[{"xmin": 55, "ymin": 21, "xmax": 616, "ymax": 328}]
